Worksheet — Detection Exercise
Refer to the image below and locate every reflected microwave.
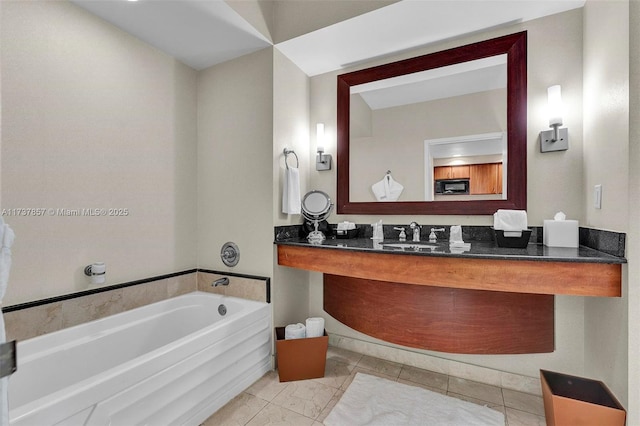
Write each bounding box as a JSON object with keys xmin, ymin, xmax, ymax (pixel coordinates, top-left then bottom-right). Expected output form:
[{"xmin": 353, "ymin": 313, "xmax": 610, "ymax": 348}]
[{"xmin": 435, "ymin": 179, "xmax": 470, "ymax": 195}]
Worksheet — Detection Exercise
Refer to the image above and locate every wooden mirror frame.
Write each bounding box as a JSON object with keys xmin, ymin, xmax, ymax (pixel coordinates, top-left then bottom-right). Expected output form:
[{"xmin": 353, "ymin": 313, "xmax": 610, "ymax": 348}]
[{"xmin": 336, "ymin": 31, "xmax": 527, "ymax": 215}]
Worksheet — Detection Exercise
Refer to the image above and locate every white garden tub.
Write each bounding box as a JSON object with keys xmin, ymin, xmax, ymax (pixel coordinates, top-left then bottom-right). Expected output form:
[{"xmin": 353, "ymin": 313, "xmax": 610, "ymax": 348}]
[{"xmin": 9, "ymin": 291, "xmax": 272, "ymax": 425}]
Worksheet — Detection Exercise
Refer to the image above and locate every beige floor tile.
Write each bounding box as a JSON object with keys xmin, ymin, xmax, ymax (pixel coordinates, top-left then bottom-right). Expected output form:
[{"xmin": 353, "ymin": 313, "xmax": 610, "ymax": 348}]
[
  {"xmin": 271, "ymin": 380, "xmax": 336, "ymax": 419},
  {"xmin": 202, "ymin": 392, "xmax": 267, "ymax": 426},
  {"xmin": 505, "ymin": 407, "xmax": 546, "ymax": 426},
  {"xmin": 399, "ymin": 365, "xmax": 449, "ymax": 391},
  {"xmin": 326, "ymin": 346, "xmax": 363, "ymax": 367},
  {"xmin": 356, "ymin": 355, "xmax": 402, "ymax": 378},
  {"xmin": 316, "ymin": 389, "xmax": 344, "ymax": 423},
  {"xmin": 245, "ymin": 371, "xmax": 290, "ymax": 402},
  {"xmin": 397, "ymin": 378, "xmax": 447, "ymax": 395},
  {"xmin": 448, "ymin": 377, "xmax": 505, "ymax": 405},
  {"xmin": 340, "ymin": 367, "xmax": 399, "ymax": 391},
  {"xmin": 245, "ymin": 403, "xmax": 316, "ymax": 426},
  {"xmin": 312, "ymin": 359, "xmax": 352, "ymax": 389},
  {"xmin": 502, "ymin": 389, "xmax": 545, "ymax": 416},
  {"xmin": 447, "ymin": 392, "xmax": 506, "ymax": 414}
]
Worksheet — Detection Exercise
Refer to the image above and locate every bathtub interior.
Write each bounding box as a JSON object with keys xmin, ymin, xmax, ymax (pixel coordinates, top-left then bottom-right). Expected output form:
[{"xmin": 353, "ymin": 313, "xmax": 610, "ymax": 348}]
[{"xmin": 9, "ymin": 291, "xmax": 272, "ymax": 425}]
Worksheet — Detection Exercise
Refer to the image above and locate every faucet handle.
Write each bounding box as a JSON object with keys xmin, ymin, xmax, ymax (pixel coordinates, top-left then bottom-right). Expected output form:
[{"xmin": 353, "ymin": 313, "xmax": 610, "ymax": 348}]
[
  {"xmin": 429, "ymin": 227, "xmax": 445, "ymax": 242},
  {"xmin": 393, "ymin": 227, "xmax": 406, "ymax": 241}
]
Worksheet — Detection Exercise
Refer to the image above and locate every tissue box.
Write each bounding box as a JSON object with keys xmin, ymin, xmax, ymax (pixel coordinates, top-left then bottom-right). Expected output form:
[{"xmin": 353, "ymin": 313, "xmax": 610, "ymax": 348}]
[
  {"xmin": 541, "ymin": 370, "xmax": 626, "ymax": 426},
  {"xmin": 543, "ymin": 220, "xmax": 579, "ymax": 248},
  {"xmin": 275, "ymin": 327, "xmax": 328, "ymax": 382}
]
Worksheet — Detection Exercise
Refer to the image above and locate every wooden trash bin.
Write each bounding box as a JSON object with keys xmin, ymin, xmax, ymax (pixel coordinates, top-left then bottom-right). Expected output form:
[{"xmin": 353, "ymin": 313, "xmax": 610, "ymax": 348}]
[
  {"xmin": 275, "ymin": 327, "xmax": 328, "ymax": 382},
  {"xmin": 540, "ymin": 369, "xmax": 626, "ymax": 426}
]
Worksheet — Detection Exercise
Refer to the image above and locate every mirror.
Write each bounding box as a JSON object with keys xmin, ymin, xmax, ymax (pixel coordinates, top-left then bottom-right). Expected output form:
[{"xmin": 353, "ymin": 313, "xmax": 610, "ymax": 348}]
[
  {"xmin": 302, "ymin": 190, "xmax": 333, "ymax": 221},
  {"xmin": 336, "ymin": 32, "xmax": 527, "ymax": 215},
  {"xmin": 301, "ymin": 190, "xmax": 333, "ymax": 244}
]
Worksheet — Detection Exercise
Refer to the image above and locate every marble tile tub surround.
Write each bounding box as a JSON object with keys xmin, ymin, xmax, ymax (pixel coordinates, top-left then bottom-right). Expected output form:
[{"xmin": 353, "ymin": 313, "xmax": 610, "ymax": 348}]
[
  {"xmin": 197, "ymin": 269, "xmax": 270, "ymax": 303},
  {"xmin": 3, "ymin": 269, "xmax": 269, "ymax": 342},
  {"xmin": 275, "ymin": 224, "xmax": 626, "ymax": 257}
]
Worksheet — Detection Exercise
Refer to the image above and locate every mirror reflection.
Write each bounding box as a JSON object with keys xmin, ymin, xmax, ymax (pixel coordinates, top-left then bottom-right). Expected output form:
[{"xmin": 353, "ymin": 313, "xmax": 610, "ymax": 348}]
[{"xmin": 349, "ymin": 55, "xmax": 507, "ymax": 202}]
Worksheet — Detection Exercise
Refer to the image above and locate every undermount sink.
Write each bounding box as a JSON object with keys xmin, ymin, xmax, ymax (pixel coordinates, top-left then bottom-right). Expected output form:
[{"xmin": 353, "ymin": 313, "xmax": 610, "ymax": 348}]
[{"xmin": 382, "ymin": 243, "xmax": 438, "ymax": 251}]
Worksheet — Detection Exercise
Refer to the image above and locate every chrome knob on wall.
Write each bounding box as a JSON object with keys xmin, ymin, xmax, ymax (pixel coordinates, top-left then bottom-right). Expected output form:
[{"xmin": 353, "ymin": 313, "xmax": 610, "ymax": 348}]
[{"xmin": 220, "ymin": 242, "xmax": 240, "ymax": 267}]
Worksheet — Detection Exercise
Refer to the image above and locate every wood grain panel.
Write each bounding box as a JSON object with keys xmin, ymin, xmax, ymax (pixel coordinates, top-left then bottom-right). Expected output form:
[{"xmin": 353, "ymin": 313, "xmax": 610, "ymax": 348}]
[
  {"xmin": 277, "ymin": 245, "xmax": 622, "ymax": 297},
  {"xmin": 323, "ymin": 275, "xmax": 554, "ymax": 354}
]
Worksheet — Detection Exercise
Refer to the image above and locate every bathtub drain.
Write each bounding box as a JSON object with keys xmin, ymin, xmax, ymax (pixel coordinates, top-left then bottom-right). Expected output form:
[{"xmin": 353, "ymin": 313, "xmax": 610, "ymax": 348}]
[{"xmin": 218, "ymin": 304, "xmax": 227, "ymax": 316}]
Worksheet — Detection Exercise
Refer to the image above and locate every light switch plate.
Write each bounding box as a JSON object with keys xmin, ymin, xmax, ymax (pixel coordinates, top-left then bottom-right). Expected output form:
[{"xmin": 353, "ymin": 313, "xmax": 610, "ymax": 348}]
[{"xmin": 594, "ymin": 184, "xmax": 602, "ymax": 209}]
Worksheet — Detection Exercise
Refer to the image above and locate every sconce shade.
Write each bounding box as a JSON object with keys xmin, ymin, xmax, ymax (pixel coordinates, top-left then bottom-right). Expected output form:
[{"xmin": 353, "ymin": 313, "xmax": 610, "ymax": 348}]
[
  {"xmin": 316, "ymin": 123, "xmax": 325, "ymax": 153},
  {"xmin": 547, "ymin": 85, "xmax": 563, "ymax": 127}
]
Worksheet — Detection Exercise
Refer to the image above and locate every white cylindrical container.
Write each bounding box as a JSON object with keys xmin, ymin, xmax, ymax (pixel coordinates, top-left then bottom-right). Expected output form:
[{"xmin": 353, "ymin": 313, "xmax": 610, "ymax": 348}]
[{"xmin": 91, "ymin": 262, "xmax": 106, "ymax": 285}]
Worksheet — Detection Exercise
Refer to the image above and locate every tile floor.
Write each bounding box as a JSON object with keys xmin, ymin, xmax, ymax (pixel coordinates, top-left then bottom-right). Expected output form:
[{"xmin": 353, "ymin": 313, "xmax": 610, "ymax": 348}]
[{"xmin": 202, "ymin": 346, "xmax": 546, "ymax": 426}]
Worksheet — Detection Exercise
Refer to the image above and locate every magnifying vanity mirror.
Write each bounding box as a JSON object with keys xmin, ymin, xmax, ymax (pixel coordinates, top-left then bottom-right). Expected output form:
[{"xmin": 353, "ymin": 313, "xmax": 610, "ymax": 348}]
[
  {"xmin": 301, "ymin": 190, "xmax": 334, "ymax": 243},
  {"xmin": 336, "ymin": 32, "xmax": 527, "ymax": 215}
]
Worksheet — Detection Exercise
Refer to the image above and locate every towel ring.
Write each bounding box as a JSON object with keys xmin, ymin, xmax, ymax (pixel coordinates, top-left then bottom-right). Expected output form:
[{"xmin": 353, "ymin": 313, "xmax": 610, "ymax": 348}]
[{"xmin": 283, "ymin": 148, "xmax": 299, "ymax": 169}]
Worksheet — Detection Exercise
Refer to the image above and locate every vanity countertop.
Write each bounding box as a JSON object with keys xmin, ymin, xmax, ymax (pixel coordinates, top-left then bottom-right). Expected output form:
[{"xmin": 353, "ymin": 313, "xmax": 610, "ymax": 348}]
[{"xmin": 275, "ymin": 237, "xmax": 626, "ymax": 264}]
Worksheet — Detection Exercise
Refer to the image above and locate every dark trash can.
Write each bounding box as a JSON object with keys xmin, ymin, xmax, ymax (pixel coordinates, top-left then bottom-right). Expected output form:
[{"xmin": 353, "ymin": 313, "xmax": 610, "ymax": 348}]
[{"xmin": 540, "ymin": 369, "xmax": 626, "ymax": 426}]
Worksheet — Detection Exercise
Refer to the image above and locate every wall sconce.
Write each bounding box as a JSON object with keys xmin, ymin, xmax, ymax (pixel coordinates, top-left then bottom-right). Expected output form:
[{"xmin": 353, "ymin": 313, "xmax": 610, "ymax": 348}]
[
  {"xmin": 540, "ymin": 85, "xmax": 569, "ymax": 152},
  {"xmin": 316, "ymin": 123, "xmax": 332, "ymax": 171}
]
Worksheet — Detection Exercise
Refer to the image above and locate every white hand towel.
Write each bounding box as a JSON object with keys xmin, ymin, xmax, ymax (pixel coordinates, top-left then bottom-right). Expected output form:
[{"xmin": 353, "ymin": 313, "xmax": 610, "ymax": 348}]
[
  {"xmin": 282, "ymin": 167, "xmax": 301, "ymax": 215},
  {"xmin": 372, "ymin": 175, "xmax": 404, "ymax": 202},
  {"xmin": 493, "ymin": 209, "xmax": 527, "ymax": 237},
  {"xmin": 0, "ymin": 218, "xmax": 15, "ymax": 426},
  {"xmin": 305, "ymin": 317, "xmax": 325, "ymax": 338},
  {"xmin": 285, "ymin": 323, "xmax": 306, "ymax": 339}
]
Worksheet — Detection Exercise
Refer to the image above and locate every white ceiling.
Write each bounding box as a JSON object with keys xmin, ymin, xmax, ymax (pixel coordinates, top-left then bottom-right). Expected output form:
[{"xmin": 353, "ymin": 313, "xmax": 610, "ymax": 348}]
[
  {"xmin": 71, "ymin": 0, "xmax": 272, "ymax": 71},
  {"xmin": 72, "ymin": 0, "xmax": 585, "ymax": 75},
  {"xmin": 277, "ymin": 0, "xmax": 585, "ymax": 76}
]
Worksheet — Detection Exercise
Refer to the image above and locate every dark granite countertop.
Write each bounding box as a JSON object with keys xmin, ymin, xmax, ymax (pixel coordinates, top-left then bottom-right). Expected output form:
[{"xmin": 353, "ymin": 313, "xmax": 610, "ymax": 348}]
[{"xmin": 275, "ymin": 237, "xmax": 626, "ymax": 264}]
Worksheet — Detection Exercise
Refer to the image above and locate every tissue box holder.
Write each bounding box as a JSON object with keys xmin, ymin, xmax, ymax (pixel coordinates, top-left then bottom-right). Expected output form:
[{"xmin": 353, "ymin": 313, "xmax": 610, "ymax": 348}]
[
  {"xmin": 543, "ymin": 220, "xmax": 579, "ymax": 248},
  {"xmin": 275, "ymin": 327, "xmax": 328, "ymax": 382},
  {"xmin": 493, "ymin": 228, "xmax": 532, "ymax": 248},
  {"xmin": 335, "ymin": 227, "xmax": 360, "ymax": 239}
]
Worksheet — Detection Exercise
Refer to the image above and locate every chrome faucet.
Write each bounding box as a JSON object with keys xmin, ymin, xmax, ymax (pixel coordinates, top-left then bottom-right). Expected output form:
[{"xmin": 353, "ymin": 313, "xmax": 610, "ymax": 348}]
[
  {"xmin": 212, "ymin": 277, "xmax": 229, "ymax": 287},
  {"xmin": 409, "ymin": 222, "xmax": 421, "ymax": 242}
]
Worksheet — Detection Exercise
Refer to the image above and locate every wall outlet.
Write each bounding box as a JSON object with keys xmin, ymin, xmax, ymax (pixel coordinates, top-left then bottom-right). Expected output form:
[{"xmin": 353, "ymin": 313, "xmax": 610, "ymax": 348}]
[{"xmin": 594, "ymin": 184, "xmax": 602, "ymax": 209}]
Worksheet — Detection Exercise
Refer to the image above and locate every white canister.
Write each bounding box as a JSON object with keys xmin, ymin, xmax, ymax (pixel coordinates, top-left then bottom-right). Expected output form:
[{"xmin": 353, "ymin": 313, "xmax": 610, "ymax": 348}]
[{"xmin": 91, "ymin": 262, "xmax": 106, "ymax": 285}]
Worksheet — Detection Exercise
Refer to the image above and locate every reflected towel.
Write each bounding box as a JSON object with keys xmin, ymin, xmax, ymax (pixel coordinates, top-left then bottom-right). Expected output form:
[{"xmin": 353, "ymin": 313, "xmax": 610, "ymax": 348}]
[
  {"xmin": 0, "ymin": 218, "xmax": 15, "ymax": 426},
  {"xmin": 493, "ymin": 209, "xmax": 527, "ymax": 237},
  {"xmin": 372, "ymin": 174, "xmax": 403, "ymax": 202},
  {"xmin": 282, "ymin": 167, "xmax": 301, "ymax": 215}
]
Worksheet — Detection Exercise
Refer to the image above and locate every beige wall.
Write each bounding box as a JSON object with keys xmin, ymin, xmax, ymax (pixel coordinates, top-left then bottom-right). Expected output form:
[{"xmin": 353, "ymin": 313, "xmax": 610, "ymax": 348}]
[
  {"xmin": 582, "ymin": 0, "xmax": 631, "ymax": 412},
  {"xmin": 272, "ymin": 49, "xmax": 312, "ymax": 326},
  {"xmin": 307, "ymin": 10, "xmax": 587, "ymax": 378},
  {"xmin": 627, "ymin": 0, "xmax": 639, "ymax": 421},
  {"xmin": 1, "ymin": 1, "xmax": 198, "ymax": 306},
  {"xmin": 197, "ymin": 48, "xmax": 274, "ymax": 278}
]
